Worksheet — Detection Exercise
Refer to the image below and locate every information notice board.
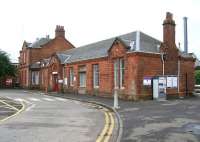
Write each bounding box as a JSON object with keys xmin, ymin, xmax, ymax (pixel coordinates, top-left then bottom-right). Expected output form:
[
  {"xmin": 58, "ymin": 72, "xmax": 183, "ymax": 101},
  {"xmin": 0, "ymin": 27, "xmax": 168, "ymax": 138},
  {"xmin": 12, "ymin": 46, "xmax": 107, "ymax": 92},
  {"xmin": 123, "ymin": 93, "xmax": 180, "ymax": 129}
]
[{"xmin": 167, "ymin": 76, "xmax": 177, "ymax": 88}]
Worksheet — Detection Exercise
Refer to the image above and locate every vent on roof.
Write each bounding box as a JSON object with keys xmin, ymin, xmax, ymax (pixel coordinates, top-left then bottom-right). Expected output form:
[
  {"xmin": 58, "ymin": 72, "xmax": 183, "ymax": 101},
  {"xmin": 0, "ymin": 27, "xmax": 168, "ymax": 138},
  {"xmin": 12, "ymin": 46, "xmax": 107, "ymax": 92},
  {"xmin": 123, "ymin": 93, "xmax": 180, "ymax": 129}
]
[
  {"xmin": 136, "ymin": 31, "xmax": 140, "ymax": 51},
  {"xmin": 130, "ymin": 41, "xmax": 135, "ymax": 50},
  {"xmin": 156, "ymin": 44, "xmax": 160, "ymax": 51}
]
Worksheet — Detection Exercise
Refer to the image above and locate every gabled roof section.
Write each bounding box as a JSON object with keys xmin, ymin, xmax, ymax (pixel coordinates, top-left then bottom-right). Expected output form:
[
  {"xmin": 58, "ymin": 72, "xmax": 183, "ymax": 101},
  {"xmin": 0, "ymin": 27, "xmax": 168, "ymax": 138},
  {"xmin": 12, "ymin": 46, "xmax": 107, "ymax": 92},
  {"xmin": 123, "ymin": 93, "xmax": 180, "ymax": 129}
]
[
  {"xmin": 108, "ymin": 37, "xmax": 130, "ymax": 53},
  {"xmin": 58, "ymin": 31, "xmax": 162, "ymax": 64},
  {"xmin": 22, "ymin": 41, "xmax": 31, "ymax": 49},
  {"xmin": 56, "ymin": 53, "xmax": 71, "ymax": 64}
]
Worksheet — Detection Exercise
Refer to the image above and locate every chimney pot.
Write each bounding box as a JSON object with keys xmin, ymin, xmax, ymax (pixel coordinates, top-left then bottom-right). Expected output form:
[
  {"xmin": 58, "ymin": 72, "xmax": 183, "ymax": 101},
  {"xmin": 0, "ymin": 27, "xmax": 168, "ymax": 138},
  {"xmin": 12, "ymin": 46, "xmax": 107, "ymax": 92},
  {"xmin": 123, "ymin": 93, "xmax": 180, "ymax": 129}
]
[
  {"xmin": 166, "ymin": 12, "xmax": 173, "ymax": 20},
  {"xmin": 55, "ymin": 25, "xmax": 65, "ymax": 38}
]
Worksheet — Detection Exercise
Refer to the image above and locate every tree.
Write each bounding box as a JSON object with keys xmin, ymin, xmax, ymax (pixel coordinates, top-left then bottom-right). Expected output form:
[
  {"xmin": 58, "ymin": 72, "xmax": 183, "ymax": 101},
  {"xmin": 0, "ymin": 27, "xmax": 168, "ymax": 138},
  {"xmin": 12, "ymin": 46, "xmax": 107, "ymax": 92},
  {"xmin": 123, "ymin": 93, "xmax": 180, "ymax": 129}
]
[
  {"xmin": 195, "ymin": 70, "xmax": 200, "ymax": 85},
  {"xmin": 0, "ymin": 50, "xmax": 16, "ymax": 78}
]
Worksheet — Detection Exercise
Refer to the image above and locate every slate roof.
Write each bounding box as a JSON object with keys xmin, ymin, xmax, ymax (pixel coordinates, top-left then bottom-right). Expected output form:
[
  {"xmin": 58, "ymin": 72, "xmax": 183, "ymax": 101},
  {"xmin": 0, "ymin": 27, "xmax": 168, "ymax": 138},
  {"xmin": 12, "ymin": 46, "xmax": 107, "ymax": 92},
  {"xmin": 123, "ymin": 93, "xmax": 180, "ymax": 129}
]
[
  {"xmin": 56, "ymin": 53, "xmax": 71, "ymax": 64},
  {"xmin": 27, "ymin": 37, "xmax": 51, "ymax": 48},
  {"xmin": 59, "ymin": 31, "xmax": 161, "ymax": 64},
  {"xmin": 196, "ymin": 59, "xmax": 200, "ymax": 67},
  {"xmin": 180, "ymin": 52, "xmax": 194, "ymax": 58},
  {"xmin": 192, "ymin": 54, "xmax": 200, "ymax": 67}
]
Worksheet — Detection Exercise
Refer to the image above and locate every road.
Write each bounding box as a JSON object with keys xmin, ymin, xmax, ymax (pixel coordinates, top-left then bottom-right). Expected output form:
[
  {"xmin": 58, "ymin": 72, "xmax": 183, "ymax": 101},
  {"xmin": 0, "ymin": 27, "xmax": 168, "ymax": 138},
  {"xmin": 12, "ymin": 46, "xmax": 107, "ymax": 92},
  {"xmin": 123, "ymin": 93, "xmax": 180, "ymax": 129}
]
[
  {"xmin": 119, "ymin": 98, "xmax": 200, "ymax": 142},
  {"xmin": 42, "ymin": 91, "xmax": 200, "ymax": 142},
  {"xmin": 0, "ymin": 89, "xmax": 104, "ymax": 142}
]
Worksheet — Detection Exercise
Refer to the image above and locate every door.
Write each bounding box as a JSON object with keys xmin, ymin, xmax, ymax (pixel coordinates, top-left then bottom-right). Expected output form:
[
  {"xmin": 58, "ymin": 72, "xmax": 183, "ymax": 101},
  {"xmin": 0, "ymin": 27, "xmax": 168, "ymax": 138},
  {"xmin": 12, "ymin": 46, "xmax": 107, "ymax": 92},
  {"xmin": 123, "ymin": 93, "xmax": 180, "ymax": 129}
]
[{"xmin": 53, "ymin": 74, "xmax": 58, "ymax": 92}]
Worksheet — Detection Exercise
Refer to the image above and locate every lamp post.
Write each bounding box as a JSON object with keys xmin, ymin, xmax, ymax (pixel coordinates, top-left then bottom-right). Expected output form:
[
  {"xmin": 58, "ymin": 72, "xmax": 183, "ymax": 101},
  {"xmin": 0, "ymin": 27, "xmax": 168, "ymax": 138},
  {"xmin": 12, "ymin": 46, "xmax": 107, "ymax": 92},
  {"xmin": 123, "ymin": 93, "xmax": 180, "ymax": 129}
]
[
  {"xmin": 114, "ymin": 87, "xmax": 120, "ymax": 109},
  {"xmin": 113, "ymin": 59, "xmax": 120, "ymax": 109}
]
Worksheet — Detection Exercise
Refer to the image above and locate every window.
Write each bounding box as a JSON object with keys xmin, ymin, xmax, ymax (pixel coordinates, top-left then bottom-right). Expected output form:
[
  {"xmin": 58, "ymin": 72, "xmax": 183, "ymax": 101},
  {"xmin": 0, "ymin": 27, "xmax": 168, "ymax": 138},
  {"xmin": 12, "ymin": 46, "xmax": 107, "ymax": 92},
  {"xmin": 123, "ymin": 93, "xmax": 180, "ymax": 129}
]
[
  {"xmin": 32, "ymin": 71, "xmax": 39, "ymax": 85},
  {"xmin": 79, "ymin": 66, "xmax": 86, "ymax": 87},
  {"xmin": 120, "ymin": 59, "xmax": 125, "ymax": 88},
  {"xmin": 69, "ymin": 67, "xmax": 74, "ymax": 86},
  {"xmin": 114, "ymin": 58, "xmax": 125, "ymax": 89},
  {"xmin": 93, "ymin": 64, "xmax": 99, "ymax": 88}
]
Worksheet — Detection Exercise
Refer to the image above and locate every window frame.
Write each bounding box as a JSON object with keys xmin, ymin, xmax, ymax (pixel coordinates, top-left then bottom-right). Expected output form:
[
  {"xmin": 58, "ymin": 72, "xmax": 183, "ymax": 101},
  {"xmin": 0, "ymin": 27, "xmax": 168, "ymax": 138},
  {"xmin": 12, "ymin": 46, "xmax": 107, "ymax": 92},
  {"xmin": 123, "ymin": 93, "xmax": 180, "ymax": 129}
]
[
  {"xmin": 93, "ymin": 64, "xmax": 99, "ymax": 88},
  {"xmin": 69, "ymin": 67, "xmax": 74, "ymax": 86},
  {"xmin": 79, "ymin": 66, "xmax": 86, "ymax": 88},
  {"xmin": 114, "ymin": 58, "xmax": 125, "ymax": 89},
  {"xmin": 31, "ymin": 71, "xmax": 39, "ymax": 85}
]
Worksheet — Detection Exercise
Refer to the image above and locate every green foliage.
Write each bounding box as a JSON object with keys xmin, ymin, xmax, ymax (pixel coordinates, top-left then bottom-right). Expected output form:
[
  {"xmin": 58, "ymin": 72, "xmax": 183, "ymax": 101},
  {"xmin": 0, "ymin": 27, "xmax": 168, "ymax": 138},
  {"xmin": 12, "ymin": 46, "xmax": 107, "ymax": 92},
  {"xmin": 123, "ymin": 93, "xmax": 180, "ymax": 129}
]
[
  {"xmin": 0, "ymin": 50, "xmax": 16, "ymax": 78},
  {"xmin": 195, "ymin": 70, "xmax": 200, "ymax": 85}
]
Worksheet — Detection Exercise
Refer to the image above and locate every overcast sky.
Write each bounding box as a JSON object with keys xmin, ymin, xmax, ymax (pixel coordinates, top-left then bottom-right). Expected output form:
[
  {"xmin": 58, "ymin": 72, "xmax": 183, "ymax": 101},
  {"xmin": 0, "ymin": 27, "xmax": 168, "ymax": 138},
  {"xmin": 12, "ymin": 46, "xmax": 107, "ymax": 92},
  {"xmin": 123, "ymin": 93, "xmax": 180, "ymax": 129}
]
[{"xmin": 0, "ymin": 0, "xmax": 199, "ymax": 62}]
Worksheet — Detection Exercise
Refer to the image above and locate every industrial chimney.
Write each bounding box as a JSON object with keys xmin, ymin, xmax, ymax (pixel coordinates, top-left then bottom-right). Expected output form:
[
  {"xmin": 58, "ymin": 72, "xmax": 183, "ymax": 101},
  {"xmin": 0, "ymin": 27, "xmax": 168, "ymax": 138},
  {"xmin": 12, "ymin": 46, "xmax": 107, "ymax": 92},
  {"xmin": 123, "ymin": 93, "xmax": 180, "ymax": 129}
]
[{"xmin": 183, "ymin": 17, "xmax": 188, "ymax": 53}]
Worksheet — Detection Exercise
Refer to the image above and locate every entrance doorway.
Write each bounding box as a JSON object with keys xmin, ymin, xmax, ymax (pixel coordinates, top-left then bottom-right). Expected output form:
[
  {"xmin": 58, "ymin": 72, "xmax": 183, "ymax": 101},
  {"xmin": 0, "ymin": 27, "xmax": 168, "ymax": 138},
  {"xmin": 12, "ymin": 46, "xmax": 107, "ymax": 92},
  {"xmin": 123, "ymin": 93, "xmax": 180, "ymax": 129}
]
[{"xmin": 53, "ymin": 74, "xmax": 58, "ymax": 92}]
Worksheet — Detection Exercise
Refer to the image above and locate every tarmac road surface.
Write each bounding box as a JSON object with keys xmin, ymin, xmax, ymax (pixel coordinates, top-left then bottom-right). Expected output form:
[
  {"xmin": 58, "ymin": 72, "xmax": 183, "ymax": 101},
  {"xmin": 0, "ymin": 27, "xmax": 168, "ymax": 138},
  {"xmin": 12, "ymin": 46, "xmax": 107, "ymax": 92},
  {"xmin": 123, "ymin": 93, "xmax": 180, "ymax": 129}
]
[{"xmin": 0, "ymin": 89, "xmax": 104, "ymax": 142}]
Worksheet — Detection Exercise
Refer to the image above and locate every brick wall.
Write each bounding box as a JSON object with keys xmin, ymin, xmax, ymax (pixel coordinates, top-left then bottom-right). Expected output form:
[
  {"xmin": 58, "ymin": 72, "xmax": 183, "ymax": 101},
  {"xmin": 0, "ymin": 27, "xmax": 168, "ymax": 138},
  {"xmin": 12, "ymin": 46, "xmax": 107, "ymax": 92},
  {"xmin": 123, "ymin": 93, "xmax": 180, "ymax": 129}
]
[
  {"xmin": 62, "ymin": 41, "xmax": 164, "ymax": 100},
  {"xmin": 63, "ymin": 57, "xmax": 112, "ymax": 95},
  {"xmin": 19, "ymin": 32, "xmax": 74, "ymax": 88},
  {"xmin": 179, "ymin": 58, "xmax": 195, "ymax": 97}
]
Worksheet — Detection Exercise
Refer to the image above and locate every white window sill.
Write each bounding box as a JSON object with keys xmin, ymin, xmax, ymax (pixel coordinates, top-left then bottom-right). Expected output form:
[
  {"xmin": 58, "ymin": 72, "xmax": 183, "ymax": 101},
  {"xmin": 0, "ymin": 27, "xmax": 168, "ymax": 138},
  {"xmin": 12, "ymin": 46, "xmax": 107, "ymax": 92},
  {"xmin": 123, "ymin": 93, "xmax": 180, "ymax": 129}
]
[{"xmin": 114, "ymin": 87, "xmax": 125, "ymax": 90}]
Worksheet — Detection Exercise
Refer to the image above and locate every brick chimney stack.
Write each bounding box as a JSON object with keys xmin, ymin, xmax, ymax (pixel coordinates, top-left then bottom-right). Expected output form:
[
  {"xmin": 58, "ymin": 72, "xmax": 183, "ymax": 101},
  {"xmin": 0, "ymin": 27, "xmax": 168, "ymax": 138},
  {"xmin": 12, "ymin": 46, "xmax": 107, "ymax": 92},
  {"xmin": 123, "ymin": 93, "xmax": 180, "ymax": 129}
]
[
  {"xmin": 55, "ymin": 25, "xmax": 65, "ymax": 38},
  {"xmin": 163, "ymin": 12, "xmax": 176, "ymax": 46}
]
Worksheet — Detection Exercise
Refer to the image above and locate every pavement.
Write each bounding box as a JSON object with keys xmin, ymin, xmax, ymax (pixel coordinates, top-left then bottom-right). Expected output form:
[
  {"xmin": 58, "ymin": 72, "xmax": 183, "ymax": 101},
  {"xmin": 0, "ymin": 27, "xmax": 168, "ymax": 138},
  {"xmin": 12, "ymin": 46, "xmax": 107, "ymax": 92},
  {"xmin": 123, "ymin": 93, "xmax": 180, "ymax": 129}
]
[{"xmin": 46, "ymin": 92, "xmax": 200, "ymax": 142}]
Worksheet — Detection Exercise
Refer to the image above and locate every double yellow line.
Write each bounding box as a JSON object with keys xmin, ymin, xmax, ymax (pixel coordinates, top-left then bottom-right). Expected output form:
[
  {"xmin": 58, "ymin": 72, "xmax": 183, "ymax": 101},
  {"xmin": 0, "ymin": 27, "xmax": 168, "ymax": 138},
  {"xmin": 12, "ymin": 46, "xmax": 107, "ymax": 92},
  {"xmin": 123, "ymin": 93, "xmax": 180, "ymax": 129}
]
[
  {"xmin": 96, "ymin": 109, "xmax": 115, "ymax": 142},
  {"xmin": 0, "ymin": 99, "xmax": 25, "ymax": 123}
]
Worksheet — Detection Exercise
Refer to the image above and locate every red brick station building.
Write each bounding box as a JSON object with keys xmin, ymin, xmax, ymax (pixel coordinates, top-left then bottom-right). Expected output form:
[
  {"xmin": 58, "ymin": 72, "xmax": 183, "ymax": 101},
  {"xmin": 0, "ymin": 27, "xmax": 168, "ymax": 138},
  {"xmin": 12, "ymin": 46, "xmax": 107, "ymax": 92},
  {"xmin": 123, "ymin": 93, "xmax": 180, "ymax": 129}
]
[{"xmin": 19, "ymin": 13, "xmax": 196, "ymax": 100}]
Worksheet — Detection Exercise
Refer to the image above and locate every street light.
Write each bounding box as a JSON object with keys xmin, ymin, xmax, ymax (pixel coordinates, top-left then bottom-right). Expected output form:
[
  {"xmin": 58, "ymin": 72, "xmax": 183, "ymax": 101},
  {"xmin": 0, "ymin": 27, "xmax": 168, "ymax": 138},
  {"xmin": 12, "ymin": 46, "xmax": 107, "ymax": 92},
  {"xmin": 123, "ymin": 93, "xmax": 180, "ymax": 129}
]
[{"xmin": 114, "ymin": 87, "xmax": 120, "ymax": 109}]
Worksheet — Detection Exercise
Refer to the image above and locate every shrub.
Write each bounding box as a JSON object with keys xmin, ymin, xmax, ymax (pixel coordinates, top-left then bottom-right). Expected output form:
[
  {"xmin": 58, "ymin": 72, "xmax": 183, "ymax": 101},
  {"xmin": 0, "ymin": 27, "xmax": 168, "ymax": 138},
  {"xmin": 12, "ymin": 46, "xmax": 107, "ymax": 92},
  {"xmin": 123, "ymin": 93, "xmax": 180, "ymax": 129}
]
[{"xmin": 195, "ymin": 70, "xmax": 200, "ymax": 85}]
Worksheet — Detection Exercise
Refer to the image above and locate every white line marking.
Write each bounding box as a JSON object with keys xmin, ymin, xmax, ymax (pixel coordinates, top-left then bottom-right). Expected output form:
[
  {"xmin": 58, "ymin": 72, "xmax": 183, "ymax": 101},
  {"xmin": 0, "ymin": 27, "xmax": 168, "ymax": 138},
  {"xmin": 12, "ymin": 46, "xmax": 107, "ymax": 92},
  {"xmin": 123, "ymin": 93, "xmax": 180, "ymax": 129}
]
[
  {"xmin": 73, "ymin": 101, "xmax": 81, "ymax": 105},
  {"xmin": 162, "ymin": 102, "xmax": 179, "ymax": 106},
  {"xmin": 42, "ymin": 98, "xmax": 54, "ymax": 101},
  {"xmin": 55, "ymin": 98, "xmax": 67, "ymax": 102},
  {"xmin": 26, "ymin": 104, "xmax": 36, "ymax": 112},
  {"xmin": 14, "ymin": 98, "xmax": 31, "ymax": 104},
  {"xmin": 28, "ymin": 97, "xmax": 41, "ymax": 102}
]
